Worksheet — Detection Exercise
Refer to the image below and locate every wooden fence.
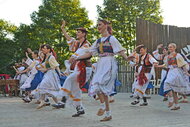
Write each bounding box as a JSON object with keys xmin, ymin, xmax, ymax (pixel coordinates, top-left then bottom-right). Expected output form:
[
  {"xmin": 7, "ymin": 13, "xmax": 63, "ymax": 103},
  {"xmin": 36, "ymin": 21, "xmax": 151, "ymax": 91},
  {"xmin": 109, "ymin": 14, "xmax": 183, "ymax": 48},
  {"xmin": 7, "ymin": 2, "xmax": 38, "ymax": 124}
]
[
  {"xmin": 136, "ymin": 18, "xmax": 190, "ymax": 53},
  {"xmin": 117, "ymin": 19, "xmax": 190, "ymax": 93},
  {"xmin": 117, "ymin": 59, "xmax": 134, "ymax": 93}
]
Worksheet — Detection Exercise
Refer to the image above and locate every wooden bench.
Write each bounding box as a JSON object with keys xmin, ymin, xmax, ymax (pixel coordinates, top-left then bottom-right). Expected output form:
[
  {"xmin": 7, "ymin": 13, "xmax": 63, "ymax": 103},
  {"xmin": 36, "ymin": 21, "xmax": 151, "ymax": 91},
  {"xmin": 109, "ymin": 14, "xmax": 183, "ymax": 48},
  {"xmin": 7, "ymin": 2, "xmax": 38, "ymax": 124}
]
[{"xmin": 0, "ymin": 80, "xmax": 6, "ymax": 96}]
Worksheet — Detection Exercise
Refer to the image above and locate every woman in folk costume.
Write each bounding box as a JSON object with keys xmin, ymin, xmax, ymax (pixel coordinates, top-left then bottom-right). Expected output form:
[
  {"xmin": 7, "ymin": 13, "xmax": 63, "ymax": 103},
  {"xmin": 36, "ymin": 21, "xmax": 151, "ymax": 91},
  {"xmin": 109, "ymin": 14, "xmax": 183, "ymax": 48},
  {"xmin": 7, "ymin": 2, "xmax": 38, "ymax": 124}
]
[
  {"xmin": 14, "ymin": 60, "xmax": 28, "ymax": 89},
  {"xmin": 163, "ymin": 43, "xmax": 190, "ymax": 110},
  {"xmin": 74, "ymin": 19, "xmax": 128, "ymax": 122},
  {"xmin": 22, "ymin": 50, "xmax": 48, "ymax": 104},
  {"xmin": 53, "ymin": 20, "xmax": 92, "ymax": 117},
  {"xmin": 24, "ymin": 48, "xmax": 47, "ymax": 104},
  {"xmin": 36, "ymin": 44, "xmax": 62, "ymax": 109},
  {"xmin": 153, "ymin": 44, "xmax": 169, "ymax": 101},
  {"xmin": 18, "ymin": 51, "xmax": 40, "ymax": 102},
  {"xmin": 130, "ymin": 45, "xmax": 158, "ymax": 106},
  {"xmin": 90, "ymin": 63, "xmax": 121, "ymax": 103}
]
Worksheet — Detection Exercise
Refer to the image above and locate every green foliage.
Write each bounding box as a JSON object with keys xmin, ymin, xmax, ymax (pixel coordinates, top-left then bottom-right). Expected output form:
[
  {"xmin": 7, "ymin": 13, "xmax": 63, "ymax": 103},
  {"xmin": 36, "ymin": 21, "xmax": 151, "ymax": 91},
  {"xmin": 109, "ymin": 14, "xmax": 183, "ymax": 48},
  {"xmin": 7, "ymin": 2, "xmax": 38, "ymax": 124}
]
[
  {"xmin": 15, "ymin": 0, "xmax": 93, "ymax": 68},
  {"xmin": 0, "ymin": 19, "xmax": 17, "ymax": 75},
  {"xmin": 97, "ymin": 0, "xmax": 163, "ymax": 54},
  {"xmin": 0, "ymin": 19, "xmax": 17, "ymax": 38},
  {"xmin": 1, "ymin": 0, "xmax": 163, "ymax": 74}
]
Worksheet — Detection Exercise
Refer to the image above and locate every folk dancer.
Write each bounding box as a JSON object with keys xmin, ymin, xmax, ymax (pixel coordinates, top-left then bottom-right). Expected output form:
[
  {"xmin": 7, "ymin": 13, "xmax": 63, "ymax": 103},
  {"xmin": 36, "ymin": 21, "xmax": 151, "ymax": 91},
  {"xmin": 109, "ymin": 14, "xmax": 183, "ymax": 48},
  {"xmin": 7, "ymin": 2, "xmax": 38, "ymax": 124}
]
[
  {"xmin": 19, "ymin": 51, "xmax": 40, "ymax": 103},
  {"xmin": 36, "ymin": 44, "xmax": 63, "ymax": 109},
  {"xmin": 130, "ymin": 45, "xmax": 158, "ymax": 106},
  {"xmin": 53, "ymin": 20, "xmax": 92, "ymax": 117},
  {"xmin": 163, "ymin": 43, "xmax": 190, "ymax": 110},
  {"xmin": 74, "ymin": 19, "xmax": 128, "ymax": 121},
  {"xmin": 152, "ymin": 44, "xmax": 169, "ymax": 101}
]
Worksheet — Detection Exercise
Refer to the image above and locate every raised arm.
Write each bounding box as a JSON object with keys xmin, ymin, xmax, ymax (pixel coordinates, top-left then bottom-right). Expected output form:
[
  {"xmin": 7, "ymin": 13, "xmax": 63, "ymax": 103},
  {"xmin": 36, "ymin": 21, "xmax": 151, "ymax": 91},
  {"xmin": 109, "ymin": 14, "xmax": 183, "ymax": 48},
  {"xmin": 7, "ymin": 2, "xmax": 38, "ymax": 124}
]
[
  {"xmin": 27, "ymin": 48, "xmax": 33, "ymax": 54},
  {"xmin": 13, "ymin": 66, "xmax": 19, "ymax": 73},
  {"xmin": 61, "ymin": 20, "xmax": 72, "ymax": 41},
  {"xmin": 25, "ymin": 52, "xmax": 29, "ymax": 59}
]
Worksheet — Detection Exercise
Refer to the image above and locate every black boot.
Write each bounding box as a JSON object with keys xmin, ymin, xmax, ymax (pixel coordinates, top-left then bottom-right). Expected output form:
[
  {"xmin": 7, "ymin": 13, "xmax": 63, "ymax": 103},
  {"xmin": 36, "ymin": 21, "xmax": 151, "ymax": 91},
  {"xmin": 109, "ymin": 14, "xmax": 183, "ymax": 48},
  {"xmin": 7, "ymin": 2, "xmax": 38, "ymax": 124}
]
[
  {"xmin": 61, "ymin": 96, "xmax": 67, "ymax": 103},
  {"xmin": 44, "ymin": 98, "xmax": 51, "ymax": 106},
  {"xmin": 163, "ymin": 97, "xmax": 168, "ymax": 101},
  {"xmin": 52, "ymin": 102, "xmax": 65, "ymax": 109},
  {"xmin": 45, "ymin": 98, "xmax": 49, "ymax": 102},
  {"xmin": 22, "ymin": 97, "xmax": 31, "ymax": 103},
  {"xmin": 131, "ymin": 96, "xmax": 140, "ymax": 105},
  {"xmin": 72, "ymin": 106, "xmax": 85, "ymax": 117},
  {"xmin": 140, "ymin": 97, "xmax": 148, "ymax": 106}
]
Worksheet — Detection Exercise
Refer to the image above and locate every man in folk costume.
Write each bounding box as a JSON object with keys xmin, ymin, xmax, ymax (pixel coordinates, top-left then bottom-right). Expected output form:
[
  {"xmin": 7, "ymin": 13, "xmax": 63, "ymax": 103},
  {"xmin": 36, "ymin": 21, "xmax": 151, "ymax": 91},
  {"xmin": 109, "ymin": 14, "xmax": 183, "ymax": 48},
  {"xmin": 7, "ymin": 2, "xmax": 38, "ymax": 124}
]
[
  {"xmin": 131, "ymin": 45, "xmax": 158, "ymax": 106},
  {"xmin": 127, "ymin": 45, "xmax": 145, "ymax": 98},
  {"xmin": 52, "ymin": 20, "xmax": 92, "ymax": 117}
]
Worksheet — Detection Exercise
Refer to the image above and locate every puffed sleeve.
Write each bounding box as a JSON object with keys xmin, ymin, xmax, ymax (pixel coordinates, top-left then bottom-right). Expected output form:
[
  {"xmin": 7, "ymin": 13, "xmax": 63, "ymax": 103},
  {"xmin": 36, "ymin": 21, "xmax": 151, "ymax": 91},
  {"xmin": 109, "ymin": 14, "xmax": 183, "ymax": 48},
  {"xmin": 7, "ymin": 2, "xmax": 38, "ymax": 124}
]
[
  {"xmin": 28, "ymin": 61, "xmax": 36, "ymax": 69},
  {"xmin": 152, "ymin": 50, "xmax": 163, "ymax": 60},
  {"xmin": 72, "ymin": 43, "xmax": 91, "ymax": 57},
  {"xmin": 176, "ymin": 53, "xmax": 188, "ymax": 68},
  {"xmin": 109, "ymin": 36, "xmax": 126, "ymax": 53},
  {"xmin": 49, "ymin": 56, "xmax": 59, "ymax": 69},
  {"xmin": 25, "ymin": 57, "xmax": 33, "ymax": 66},
  {"xmin": 67, "ymin": 38, "xmax": 79, "ymax": 52},
  {"xmin": 149, "ymin": 54, "xmax": 158, "ymax": 64},
  {"xmin": 90, "ymin": 40, "xmax": 99, "ymax": 56}
]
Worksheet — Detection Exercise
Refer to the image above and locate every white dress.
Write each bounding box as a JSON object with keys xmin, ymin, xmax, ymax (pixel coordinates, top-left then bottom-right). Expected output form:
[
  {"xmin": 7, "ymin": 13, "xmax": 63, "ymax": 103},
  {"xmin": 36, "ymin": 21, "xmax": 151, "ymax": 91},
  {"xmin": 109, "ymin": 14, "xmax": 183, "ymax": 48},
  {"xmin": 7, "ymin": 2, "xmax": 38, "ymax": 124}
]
[
  {"xmin": 152, "ymin": 50, "xmax": 168, "ymax": 83},
  {"xmin": 20, "ymin": 59, "xmax": 40, "ymax": 90},
  {"xmin": 14, "ymin": 66, "xmax": 28, "ymax": 87},
  {"xmin": 37, "ymin": 55, "xmax": 62, "ymax": 97},
  {"xmin": 164, "ymin": 53, "xmax": 190, "ymax": 94},
  {"xmin": 88, "ymin": 36, "xmax": 125, "ymax": 96}
]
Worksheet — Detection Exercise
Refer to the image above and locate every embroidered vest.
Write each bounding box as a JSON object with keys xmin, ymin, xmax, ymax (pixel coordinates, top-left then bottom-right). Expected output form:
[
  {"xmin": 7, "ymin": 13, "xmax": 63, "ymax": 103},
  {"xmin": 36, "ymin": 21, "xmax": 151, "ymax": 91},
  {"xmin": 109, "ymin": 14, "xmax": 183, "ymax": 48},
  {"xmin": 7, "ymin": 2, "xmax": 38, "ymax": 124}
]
[
  {"xmin": 138, "ymin": 53, "xmax": 152, "ymax": 73},
  {"xmin": 74, "ymin": 39, "xmax": 88, "ymax": 52},
  {"xmin": 167, "ymin": 53, "xmax": 177, "ymax": 66},
  {"xmin": 143, "ymin": 54, "xmax": 152, "ymax": 67},
  {"xmin": 45, "ymin": 55, "xmax": 51, "ymax": 69},
  {"xmin": 97, "ymin": 36, "xmax": 114, "ymax": 54}
]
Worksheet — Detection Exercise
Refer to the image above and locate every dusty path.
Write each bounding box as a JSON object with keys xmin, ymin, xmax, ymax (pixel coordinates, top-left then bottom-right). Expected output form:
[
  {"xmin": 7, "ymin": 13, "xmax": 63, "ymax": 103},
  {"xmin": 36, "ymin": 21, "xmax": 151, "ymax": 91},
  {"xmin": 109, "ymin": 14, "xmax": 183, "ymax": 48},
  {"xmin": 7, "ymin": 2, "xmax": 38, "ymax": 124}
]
[{"xmin": 0, "ymin": 93, "xmax": 190, "ymax": 127}]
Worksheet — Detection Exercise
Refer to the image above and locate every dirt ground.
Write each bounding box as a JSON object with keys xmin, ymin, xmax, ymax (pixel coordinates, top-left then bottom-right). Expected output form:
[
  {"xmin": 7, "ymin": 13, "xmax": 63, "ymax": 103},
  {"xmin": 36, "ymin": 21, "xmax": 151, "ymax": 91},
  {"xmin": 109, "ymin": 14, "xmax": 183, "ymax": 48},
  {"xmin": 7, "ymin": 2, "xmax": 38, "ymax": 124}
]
[{"xmin": 0, "ymin": 93, "xmax": 190, "ymax": 127}]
